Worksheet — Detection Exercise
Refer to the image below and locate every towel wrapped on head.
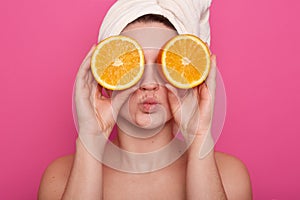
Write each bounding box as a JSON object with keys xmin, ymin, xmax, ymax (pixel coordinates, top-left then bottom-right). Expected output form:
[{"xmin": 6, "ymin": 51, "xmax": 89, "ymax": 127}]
[{"xmin": 98, "ymin": 0, "xmax": 212, "ymax": 46}]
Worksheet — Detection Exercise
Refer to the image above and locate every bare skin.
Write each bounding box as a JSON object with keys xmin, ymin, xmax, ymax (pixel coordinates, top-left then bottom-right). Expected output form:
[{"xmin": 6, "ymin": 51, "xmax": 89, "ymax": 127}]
[
  {"xmin": 38, "ymin": 148, "xmax": 251, "ymax": 200},
  {"xmin": 38, "ymin": 22, "xmax": 252, "ymax": 200}
]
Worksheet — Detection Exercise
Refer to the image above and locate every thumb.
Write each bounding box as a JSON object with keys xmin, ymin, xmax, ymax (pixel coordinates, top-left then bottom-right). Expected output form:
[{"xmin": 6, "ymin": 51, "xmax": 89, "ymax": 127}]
[
  {"xmin": 165, "ymin": 84, "xmax": 181, "ymax": 122},
  {"xmin": 111, "ymin": 86, "xmax": 139, "ymax": 117}
]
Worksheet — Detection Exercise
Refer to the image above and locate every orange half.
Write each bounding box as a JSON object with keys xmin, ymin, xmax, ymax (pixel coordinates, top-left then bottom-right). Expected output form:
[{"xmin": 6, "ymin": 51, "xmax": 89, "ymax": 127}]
[
  {"xmin": 160, "ymin": 34, "xmax": 211, "ymax": 89},
  {"xmin": 91, "ymin": 35, "xmax": 144, "ymax": 90}
]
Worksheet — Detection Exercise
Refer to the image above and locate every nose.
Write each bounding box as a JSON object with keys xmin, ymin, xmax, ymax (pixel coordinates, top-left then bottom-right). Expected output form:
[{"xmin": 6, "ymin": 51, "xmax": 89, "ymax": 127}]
[
  {"xmin": 139, "ymin": 63, "xmax": 160, "ymax": 91},
  {"xmin": 140, "ymin": 82, "xmax": 159, "ymax": 91},
  {"xmin": 138, "ymin": 49, "xmax": 166, "ymax": 91}
]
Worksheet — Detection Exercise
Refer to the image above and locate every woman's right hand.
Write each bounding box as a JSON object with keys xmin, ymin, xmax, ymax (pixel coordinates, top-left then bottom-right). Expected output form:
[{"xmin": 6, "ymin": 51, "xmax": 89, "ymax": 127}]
[{"xmin": 74, "ymin": 45, "xmax": 137, "ymax": 138}]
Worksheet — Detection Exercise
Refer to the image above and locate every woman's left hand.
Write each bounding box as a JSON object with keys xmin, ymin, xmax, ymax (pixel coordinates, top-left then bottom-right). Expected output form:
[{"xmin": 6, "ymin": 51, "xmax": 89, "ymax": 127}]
[{"xmin": 166, "ymin": 55, "xmax": 217, "ymax": 152}]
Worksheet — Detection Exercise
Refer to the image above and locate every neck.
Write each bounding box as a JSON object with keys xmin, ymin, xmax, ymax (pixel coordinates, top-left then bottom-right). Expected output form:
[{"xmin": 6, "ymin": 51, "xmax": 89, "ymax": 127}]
[{"xmin": 114, "ymin": 117, "xmax": 175, "ymax": 153}]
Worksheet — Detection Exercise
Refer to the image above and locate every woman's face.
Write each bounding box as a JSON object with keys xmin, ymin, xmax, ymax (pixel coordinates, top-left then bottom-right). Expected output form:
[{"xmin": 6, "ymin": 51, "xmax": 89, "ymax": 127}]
[{"xmin": 115, "ymin": 22, "xmax": 178, "ymax": 130}]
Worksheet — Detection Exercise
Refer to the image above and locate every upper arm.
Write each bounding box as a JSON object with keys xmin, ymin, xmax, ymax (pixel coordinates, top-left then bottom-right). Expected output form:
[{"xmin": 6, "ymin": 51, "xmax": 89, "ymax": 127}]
[
  {"xmin": 215, "ymin": 152, "xmax": 252, "ymax": 200},
  {"xmin": 38, "ymin": 155, "xmax": 74, "ymax": 200}
]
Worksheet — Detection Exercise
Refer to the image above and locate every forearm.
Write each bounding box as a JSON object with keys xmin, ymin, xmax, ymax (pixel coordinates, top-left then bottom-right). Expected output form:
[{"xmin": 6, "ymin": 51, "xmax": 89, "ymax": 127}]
[
  {"xmin": 186, "ymin": 135, "xmax": 227, "ymax": 200},
  {"xmin": 62, "ymin": 137, "xmax": 104, "ymax": 200}
]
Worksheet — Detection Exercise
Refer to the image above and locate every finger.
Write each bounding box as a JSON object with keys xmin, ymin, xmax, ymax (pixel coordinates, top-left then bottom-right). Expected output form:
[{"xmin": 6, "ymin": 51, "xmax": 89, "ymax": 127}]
[
  {"xmin": 198, "ymin": 82, "xmax": 214, "ymax": 130},
  {"xmin": 205, "ymin": 55, "xmax": 217, "ymax": 96},
  {"xmin": 111, "ymin": 86, "xmax": 139, "ymax": 115},
  {"xmin": 166, "ymin": 85, "xmax": 200, "ymax": 140},
  {"xmin": 77, "ymin": 45, "xmax": 96, "ymax": 78},
  {"xmin": 89, "ymin": 81, "xmax": 100, "ymax": 107},
  {"xmin": 182, "ymin": 88, "xmax": 199, "ymax": 120},
  {"xmin": 165, "ymin": 84, "xmax": 181, "ymax": 116},
  {"xmin": 198, "ymin": 83, "xmax": 212, "ymax": 111},
  {"xmin": 82, "ymin": 45, "xmax": 96, "ymax": 68},
  {"xmin": 198, "ymin": 82, "xmax": 210, "ymax": 102},
  {"xmin": 95, "ymin": 84, "xmax": 103, "ymax": 100}
]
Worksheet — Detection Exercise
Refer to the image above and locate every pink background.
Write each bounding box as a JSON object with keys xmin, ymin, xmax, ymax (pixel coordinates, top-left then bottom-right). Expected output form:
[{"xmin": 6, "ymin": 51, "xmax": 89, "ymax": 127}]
[{"xmin": 0, "ymin": 0, "xmax": 299, "ymax": 199}]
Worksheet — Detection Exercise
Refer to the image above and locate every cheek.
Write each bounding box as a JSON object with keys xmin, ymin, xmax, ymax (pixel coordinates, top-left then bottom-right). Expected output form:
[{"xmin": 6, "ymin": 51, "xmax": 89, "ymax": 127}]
[{"xmin": 159, "ymin": 89, "xmax": 172, "ymax": 111}]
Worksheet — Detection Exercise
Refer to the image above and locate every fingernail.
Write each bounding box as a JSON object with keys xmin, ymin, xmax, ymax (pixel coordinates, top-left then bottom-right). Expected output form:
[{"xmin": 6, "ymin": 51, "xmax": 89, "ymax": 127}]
[
  {"xmin": 91, "ymin": 44, "xmax": 96, "ymax": 50},
  {"xmin": 212, "ymin": 55, "xmax": 217, "ymax": 63}
]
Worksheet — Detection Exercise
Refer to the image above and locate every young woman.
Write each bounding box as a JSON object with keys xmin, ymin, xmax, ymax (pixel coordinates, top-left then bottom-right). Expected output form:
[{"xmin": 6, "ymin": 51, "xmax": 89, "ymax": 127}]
[{"xmin": 39, "ymin": 1, "xmax": 252, "ymax": 199}]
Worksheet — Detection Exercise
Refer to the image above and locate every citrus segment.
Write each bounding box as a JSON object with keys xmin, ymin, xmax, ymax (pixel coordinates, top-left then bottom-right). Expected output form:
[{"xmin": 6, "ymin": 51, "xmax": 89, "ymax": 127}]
[
  {"xmin": 161, "ymin": 34, "xmax": 211, "ymax": 89},
  {"xmin": 91, "ymin": 36, "xmax": 144, "ymax": 90}
]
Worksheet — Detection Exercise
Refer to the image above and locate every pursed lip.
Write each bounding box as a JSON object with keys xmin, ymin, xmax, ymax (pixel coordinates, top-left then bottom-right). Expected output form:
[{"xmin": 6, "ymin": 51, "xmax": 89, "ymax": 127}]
[
  {"xmin": 142, "ymin": 97, "xmax": 158, "ymax": 105},
  {"xmin": 139, "ymin": 97, "xmax": 159, "ymax": 113}
]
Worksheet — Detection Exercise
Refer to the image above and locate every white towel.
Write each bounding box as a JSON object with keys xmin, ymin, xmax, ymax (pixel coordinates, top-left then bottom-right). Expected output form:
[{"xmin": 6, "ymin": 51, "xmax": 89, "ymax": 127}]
[{"xmin": 98, "ymin": 0, "xmax": 212, "ymax": 46}]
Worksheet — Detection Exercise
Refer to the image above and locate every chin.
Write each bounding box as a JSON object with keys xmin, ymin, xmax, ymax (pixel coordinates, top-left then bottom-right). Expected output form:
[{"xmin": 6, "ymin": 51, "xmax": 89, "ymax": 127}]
[
  {"xmin": 135, "ymin": 112, "xmax": 170, "ymax": 129},
  {"xmin": 136, "ymin": 121, "xmax": 163, "ymax": 130}
]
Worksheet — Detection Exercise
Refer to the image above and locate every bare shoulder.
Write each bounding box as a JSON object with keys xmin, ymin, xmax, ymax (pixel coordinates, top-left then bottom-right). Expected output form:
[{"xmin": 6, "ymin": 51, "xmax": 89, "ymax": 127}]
[
  {"xmin": 38, "ymin": 154, "xmax": 74, "ymax": 200},
  {"xmin": 215, "ymin": 151, "xmax": 252, "ymax": 200}
]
